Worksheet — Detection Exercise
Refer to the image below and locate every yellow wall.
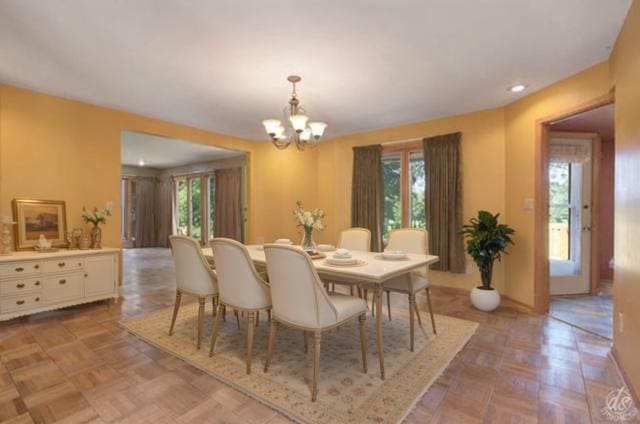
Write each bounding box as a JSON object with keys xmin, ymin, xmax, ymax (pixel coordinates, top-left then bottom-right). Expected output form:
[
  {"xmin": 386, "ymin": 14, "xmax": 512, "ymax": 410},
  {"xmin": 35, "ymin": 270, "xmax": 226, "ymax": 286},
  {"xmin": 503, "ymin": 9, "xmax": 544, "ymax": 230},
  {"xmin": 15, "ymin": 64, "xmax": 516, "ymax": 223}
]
[
  {"xmin": 610, "ymin": 0, "xmax": 640, "ymax": 398},
  {"xmin": 0, "ymin": 84, "xmax": 256, "ymax": 249},
  {"xmin": 316, "ymin": 108, "xmax": 507, "ymax": 292},
  {"xmin": 502, "ymin": 62, "xmax": 613, "ymax": 305}
]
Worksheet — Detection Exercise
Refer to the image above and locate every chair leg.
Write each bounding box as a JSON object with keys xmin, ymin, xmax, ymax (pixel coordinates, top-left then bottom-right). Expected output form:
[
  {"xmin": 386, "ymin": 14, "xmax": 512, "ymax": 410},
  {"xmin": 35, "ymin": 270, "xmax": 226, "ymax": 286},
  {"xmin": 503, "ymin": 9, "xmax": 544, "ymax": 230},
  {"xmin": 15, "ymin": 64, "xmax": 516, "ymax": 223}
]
[
  {"xmin": 256, "ymin": 311, "xmax": 260, "ymax": 327},
  {"xmin": 350, "ymin": 286, "xmax": 354, "ymax": 296},
  {"xmin": 386, "ymin": 290, "xmax": 392, "ymax": 321},
  {"xmin": 209, "ymin": 303, "xmax": 224, "ymax": 356},
  {"xmin": 235, "ymin": 310, "xmax": 241, "ymax": 329},
  {"xmin": 415, "ymin": 302, "xmax": 423, "ymax": 326},
  {"xmin": 222, "ymin": 304, "xmax": 227, "ymax": 322},
  {"xmin": 168, "ymin": 291, "xmax": 181, "ymax": 336},
  {"xmin": 426, "ymin": 288, "xmax": 437, "ymax": 335},
  {"xmin": 197, "ymin": 297, "xmax": 205, "ymax": 349},
  {"xmin": 267, "ymin": 309, "xmax": 271, "ymax": 322},
  {"xmin": 358, "ymin": 314, "xmax": 368, "ymax": 374},
  {"xmin": 212, "ymin": 296, "xmax": 217, "ymax": 318},
  {"xmin": 246, "ymin": 312, "xmax": 255, "ymax": 374},
  {"xmin": 408, "ymin": 293, "xmax": 416, "ymax": 352},
  {"xmin": 264, "ymin": 320, "xmax": 279, "ymax": 372},
  {"xmin": 311, "ymin": 331, "xmax": 322, "ymax": 402},
  {"xmin": 303, "ymin": 331, "xmax": 308, "ymax": 354}
]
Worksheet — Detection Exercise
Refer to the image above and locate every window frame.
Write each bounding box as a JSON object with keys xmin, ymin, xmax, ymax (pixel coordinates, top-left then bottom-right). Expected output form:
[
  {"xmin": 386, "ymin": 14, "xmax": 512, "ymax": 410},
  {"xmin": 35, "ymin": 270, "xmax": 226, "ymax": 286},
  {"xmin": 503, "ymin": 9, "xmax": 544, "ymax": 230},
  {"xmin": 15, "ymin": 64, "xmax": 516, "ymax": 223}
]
[
  {"xmin": 174, "ymin": 172, "xmax": 214, "ymax": 245},
  {"xmin": 382, "ymin": 141, "xmax": 425, "ymax": 230}
]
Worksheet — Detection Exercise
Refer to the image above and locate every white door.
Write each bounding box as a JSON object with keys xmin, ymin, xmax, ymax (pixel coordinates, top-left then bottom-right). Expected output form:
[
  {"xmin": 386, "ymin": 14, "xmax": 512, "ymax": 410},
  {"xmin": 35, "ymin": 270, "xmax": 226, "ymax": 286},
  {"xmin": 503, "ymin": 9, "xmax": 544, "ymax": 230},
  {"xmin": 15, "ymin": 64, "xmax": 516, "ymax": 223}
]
[
  {"xmin": 549, "ymin": 136, "xmax": 593, "ymax": 295},
  {"xmin": 85, "ymin": 255, "xmax": 117, "ymax": 296}
]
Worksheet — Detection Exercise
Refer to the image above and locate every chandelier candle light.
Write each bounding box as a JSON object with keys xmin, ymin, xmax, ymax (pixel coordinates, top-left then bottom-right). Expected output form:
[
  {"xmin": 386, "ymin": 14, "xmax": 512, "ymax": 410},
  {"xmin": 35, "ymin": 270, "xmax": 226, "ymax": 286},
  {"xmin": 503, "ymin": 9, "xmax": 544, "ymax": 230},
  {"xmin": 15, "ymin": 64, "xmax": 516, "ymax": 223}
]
[{"xmin": 262, "ymin": 75, "xmax": 327, "ymax": 150}]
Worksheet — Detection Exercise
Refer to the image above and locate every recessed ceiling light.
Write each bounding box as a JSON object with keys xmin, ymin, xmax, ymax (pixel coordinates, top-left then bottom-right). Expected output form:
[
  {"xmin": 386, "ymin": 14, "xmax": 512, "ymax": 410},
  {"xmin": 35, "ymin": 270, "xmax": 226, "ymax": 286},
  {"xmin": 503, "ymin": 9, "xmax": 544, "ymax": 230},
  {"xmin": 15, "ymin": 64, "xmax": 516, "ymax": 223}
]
[
  {"xmin": 138, "ymin": 159, "xmax": 145, "ymax": 166},
  {"xmin": 509, "ymin": 84, "xmax": 526, "ymax": 93}
]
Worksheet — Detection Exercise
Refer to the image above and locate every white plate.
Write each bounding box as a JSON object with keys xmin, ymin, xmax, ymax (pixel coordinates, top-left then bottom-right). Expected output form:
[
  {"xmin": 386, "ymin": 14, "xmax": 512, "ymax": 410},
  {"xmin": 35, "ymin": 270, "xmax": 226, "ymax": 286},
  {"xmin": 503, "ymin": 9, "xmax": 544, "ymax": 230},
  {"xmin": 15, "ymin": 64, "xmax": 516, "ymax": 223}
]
[
  {"xmin": 326, "ymin": 257, "xmax": 358, "ymax": 266},
  {"xmin": 325, "ymin": 258, "xmax": 367, "ymax": 267},
  {"xmin": 255, "ymin": 245, "xmax": 265, "ymax": 251},
  {"xmin": 377, "ymin": 253, "xmax": 408, "ymax": 260}
]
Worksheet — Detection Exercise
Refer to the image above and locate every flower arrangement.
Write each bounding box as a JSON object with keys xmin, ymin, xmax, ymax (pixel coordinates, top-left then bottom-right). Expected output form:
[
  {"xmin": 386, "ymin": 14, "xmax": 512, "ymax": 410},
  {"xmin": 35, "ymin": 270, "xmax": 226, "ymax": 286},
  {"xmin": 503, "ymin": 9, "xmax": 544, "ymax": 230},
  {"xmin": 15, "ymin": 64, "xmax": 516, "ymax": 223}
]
[
  {"xmin": 293, "ymin": 201, "xmax": 325, "ymax": 230},
  {"xmin": 82, "ymin": 202, "xmax": 113, "ymax": 227},
  {"xmin": 293, "ymin": 201, "xmax": 325, "ymax": 252}
]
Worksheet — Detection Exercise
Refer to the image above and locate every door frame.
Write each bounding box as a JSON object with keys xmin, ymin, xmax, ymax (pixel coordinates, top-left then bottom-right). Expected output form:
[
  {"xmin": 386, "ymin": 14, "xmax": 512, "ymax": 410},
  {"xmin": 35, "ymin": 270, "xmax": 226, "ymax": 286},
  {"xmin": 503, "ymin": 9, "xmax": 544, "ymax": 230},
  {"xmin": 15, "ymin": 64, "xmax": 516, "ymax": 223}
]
[
  {"xmin": 533, "ymin": 91, "xmax": 614, "ymax": 313},
  {"xmin": 548, "ymin": 131, "xmax": 600, "ymax": 295}
]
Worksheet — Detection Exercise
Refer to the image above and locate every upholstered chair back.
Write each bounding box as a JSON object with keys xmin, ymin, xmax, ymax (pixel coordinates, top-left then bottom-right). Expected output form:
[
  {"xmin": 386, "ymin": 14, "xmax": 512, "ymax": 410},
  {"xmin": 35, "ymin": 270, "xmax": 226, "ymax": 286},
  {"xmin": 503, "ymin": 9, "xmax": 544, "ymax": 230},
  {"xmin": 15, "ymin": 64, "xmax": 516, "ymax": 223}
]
[
  {"xmin": 169, "ymin": 235, "xmax": 217, "ymax": 296},
  {"xmin": 338, "ymin": 227, "xmax": 371, "ymax": 252},
  {"xmin": 264, "ymin": 245, "xmax": 337, "ymax": 328},
  {"xmin": 210, "ymin": 238, "xmax": 270, "ymax": 309},
  {"xmin": 387, "ymin": 229, "xmax": 429, "ymax": 278}
]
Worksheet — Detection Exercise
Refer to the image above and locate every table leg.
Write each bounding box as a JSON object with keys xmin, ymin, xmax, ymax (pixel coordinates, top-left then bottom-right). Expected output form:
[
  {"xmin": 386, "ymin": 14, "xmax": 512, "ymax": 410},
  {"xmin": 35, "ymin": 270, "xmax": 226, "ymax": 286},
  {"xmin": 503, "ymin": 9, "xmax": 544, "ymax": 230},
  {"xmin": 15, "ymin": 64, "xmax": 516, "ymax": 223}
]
[{"xmin": 373, "ymin": 286, "xmax": 385, "ymax": 380}]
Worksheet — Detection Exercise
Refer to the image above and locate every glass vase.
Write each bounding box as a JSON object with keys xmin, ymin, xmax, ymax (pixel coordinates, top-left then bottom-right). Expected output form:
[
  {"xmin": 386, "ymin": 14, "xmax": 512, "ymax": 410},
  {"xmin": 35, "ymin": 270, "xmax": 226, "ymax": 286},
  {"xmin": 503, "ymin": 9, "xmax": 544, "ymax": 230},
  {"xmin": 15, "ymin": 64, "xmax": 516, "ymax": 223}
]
[
  {"xmin": 90, "ymin": 225, "xmax": 102, "ymax": 249},
  {"xmin": 301, "ymin": 226, "xmax": 317, "ymax": 253}
]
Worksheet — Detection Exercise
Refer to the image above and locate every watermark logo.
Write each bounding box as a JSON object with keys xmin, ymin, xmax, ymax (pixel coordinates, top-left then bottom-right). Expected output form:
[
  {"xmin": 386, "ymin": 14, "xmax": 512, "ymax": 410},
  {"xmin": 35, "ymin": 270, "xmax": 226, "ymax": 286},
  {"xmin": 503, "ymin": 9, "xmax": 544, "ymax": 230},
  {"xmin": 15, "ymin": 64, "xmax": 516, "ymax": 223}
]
[{"xmin": 601, "ymin": 386, "xmax": 638, "ymax": 422}]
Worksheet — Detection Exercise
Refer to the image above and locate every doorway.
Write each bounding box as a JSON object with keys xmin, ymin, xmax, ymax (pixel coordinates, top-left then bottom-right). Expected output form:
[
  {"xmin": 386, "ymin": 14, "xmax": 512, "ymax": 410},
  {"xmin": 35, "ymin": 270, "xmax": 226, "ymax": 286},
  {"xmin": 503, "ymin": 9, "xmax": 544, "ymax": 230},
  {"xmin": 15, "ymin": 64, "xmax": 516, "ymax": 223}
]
[{"xmin": 546, "ymin": 104, "xmax": 615, "ymax": 339}]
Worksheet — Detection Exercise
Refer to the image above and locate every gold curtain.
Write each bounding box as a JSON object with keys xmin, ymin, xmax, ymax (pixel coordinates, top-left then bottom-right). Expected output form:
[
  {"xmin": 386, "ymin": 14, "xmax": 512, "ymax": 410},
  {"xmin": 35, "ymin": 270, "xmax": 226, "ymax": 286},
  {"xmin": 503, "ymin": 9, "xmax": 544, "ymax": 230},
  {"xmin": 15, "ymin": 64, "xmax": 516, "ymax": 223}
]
[
  {"xmin": 351, "ymin": 145, "xmax": 383, "ymax": 252},
  {"xmin": 423, "ymin": 132, "xmax": 465, "ymax": 272},
  {"xmin": 214, "ymin": 167, "xmax": 243, "ymax": 242}
]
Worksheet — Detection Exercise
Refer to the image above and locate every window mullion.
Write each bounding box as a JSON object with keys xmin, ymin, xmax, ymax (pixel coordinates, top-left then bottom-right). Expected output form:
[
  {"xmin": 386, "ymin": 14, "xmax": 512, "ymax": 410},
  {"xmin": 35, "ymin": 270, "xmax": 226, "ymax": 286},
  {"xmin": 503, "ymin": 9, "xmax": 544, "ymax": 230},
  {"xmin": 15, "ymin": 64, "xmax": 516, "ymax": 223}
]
[{"xmin": 401, "ymin": 149, "xmax": 410, "ymax": 227}]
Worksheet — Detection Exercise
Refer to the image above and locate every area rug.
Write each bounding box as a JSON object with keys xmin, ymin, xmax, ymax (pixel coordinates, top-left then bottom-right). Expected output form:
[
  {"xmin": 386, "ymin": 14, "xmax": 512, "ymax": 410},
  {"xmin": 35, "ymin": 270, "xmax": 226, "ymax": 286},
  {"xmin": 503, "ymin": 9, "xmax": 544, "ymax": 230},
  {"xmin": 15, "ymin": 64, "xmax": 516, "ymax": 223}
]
[{"xmin": 122, "ymin": 304, "xmax": 477, "ymax": 423}]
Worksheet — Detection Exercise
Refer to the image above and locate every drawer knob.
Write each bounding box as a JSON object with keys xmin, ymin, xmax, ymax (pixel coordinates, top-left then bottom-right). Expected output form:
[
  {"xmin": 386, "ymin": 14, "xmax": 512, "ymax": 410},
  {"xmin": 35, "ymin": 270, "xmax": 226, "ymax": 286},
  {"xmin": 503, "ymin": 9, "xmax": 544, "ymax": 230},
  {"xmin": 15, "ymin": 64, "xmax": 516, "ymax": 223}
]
[
  {"xmin": 59, "ymin": 279, "xmax": 67, "ymax": 285},
  {"xmin": 58, "ymin": 262, "xmax": 66, "ymax": 267},
  {"xmin": 35, "ymin": 281, "xmax": 41, "ymax": 286},
  {"xmin": 15, "ymin": 267, "xmax": 24, "ymax": 272},
  {"xmin": 35, "ymin": 297, "xmax": 40, "ymax": 302},
  {"xmin": 16, "ymin": 283, "xmax": 25, "ymax": 289},
  {"xmin": 16, "ymin": 300, "xmax": 25, "ymax": 305},
  {"xmin": 78, "ymin": 262, "xmax": 82, "ymax": 266},
  {"xmin": 34, "ymin": 264, "xmax": 39, "ymax": 269}
]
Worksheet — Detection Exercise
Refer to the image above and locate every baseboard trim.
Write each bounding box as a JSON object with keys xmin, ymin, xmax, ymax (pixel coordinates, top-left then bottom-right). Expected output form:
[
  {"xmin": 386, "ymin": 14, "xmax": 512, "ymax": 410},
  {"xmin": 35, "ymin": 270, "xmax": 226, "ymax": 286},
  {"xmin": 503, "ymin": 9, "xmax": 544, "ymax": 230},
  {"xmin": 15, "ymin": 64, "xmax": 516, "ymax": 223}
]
[
  {"xmin": 502, "ymin": 294, "xmax": 536, "ymax": 313},
  {"xmin": 611, "ymin": 347, "xmax": 640, "ymax": 409}
]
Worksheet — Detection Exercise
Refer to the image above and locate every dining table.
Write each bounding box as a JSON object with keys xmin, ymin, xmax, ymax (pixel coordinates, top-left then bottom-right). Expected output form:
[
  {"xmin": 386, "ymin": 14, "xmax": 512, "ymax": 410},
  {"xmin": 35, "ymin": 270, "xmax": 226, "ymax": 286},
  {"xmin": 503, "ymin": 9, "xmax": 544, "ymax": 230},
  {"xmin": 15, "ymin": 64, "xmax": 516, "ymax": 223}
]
[{"xmin": 201, "ymin": 245, "xmax": 439, "ymax": 379}]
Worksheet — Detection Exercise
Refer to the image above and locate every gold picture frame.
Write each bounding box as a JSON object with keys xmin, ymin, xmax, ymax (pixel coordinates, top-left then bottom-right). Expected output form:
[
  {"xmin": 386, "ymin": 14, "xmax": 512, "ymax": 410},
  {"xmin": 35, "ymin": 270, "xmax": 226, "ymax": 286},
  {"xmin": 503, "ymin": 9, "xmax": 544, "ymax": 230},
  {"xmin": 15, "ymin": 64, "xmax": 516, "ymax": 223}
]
[{"xmin": 12, "ymin": 199, "xmax": 68, "ymax": 250}]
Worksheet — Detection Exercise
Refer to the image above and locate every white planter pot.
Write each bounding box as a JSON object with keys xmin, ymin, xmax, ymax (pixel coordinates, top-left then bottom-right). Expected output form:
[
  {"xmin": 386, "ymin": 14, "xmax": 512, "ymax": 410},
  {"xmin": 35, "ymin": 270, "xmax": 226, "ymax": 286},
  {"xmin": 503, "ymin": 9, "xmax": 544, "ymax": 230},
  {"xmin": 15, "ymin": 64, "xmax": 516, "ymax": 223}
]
[{"xmin": 470, "ymin": 287, "xmax": 501, "ymax": 312}]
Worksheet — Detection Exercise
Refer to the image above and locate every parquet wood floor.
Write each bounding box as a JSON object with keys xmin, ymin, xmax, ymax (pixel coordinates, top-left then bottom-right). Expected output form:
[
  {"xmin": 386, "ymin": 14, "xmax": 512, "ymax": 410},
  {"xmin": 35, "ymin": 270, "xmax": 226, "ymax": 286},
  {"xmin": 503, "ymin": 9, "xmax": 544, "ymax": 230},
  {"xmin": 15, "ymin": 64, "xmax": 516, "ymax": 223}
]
[{"xmin": 0, "ymin": 248, "xmax": 636, "ymax": 423}]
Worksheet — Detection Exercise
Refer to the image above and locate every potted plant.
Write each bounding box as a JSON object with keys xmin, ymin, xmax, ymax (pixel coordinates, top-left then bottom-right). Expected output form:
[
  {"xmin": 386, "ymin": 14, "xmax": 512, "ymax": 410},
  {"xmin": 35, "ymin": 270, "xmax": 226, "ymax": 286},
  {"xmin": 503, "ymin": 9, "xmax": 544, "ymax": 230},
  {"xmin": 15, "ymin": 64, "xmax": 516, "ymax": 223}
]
[{"xmin": 461, "ymin": 210, "xmax": 514, "ymax": 311}]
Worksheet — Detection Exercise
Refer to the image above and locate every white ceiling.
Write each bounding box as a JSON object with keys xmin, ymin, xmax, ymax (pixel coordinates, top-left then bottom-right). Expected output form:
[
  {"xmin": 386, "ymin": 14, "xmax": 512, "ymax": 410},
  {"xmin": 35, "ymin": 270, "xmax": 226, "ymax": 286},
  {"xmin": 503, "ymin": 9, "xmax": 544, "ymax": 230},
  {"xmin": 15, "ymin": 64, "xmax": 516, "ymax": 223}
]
[
  {"xmin": 121, "ymin": 131, "xmax": 243, "ymax": 169},
  {"xmin": 0, "ymin": 1, "xmax": 631, "ymax": 141}
]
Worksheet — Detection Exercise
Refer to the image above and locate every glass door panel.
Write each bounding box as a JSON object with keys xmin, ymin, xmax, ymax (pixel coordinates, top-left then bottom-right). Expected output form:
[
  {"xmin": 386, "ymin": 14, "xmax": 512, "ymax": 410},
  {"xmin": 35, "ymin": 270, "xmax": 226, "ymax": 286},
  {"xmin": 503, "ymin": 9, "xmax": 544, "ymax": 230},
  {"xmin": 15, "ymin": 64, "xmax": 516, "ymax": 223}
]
[
  {"xmin": 409, "ymin": 151, "xmax": 426, "ymax": 229},
  {"xmin": 176, "ymin": 180, "xmax": 188, "ymax": 235},
  {"xmin": 190, "ymin": 178, "xmax": 202, "ymax": 240}
]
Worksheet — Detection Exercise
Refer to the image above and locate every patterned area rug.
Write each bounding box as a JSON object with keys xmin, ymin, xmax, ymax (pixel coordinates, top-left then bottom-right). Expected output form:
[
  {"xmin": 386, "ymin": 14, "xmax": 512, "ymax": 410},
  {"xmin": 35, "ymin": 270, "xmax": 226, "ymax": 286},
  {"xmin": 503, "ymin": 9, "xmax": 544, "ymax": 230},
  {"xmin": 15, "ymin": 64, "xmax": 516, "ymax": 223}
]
[{"xmin": 122, "ymin": 304, "xmax": 477, "ymax": 423}]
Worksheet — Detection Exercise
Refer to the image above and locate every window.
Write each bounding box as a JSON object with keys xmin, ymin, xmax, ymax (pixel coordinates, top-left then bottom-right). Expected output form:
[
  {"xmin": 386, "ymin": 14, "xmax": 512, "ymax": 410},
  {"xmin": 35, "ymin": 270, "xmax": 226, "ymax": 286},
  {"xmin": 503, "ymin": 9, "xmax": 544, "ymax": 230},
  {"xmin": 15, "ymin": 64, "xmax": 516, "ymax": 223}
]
[
  {"xmin": 208, "ymin": 176, "xmax": 216, "ymax": 241},
  {"xmin": 120, "ymin": 177, "xmax": 137, "ymax": 244},
  {"xmin": 382, "ymin": 144, "xmax": 426, "ymax": 240},
  {"xmin": 174, "ymin": 174, "xmax": 215, "ymax": 244}
]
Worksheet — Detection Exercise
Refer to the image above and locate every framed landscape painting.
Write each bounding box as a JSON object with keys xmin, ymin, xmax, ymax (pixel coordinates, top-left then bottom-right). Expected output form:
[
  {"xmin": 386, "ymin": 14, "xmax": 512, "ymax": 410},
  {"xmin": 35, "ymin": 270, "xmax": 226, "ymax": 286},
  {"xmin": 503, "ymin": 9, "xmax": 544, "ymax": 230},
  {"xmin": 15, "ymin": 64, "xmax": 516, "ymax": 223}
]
[{"xmin": 12, "ymin": 199, "xmax": 68, "ymax": 250}]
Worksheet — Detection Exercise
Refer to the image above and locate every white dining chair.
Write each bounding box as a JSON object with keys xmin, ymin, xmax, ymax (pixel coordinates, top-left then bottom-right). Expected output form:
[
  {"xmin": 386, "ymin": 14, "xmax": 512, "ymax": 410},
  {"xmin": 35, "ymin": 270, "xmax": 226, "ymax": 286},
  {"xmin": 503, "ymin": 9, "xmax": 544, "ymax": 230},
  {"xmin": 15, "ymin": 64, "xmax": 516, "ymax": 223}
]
[
  {"xmin": 382, "ymin": 228, "xmax": 436, "ymax": 352},
  {"xmin": 209, "ymin": 238, "xmax": 272, "ymax": 374},
  {"xmin": 329, "ymin": 228, "xmax": 371, "ymax": 295},
  {"xmin": 263, "ymin": 244, "xmax": 368, "ymax": 402},
  {"xmin": 169, "ymin": 235, "xmax": 219, "ymax": 349}
]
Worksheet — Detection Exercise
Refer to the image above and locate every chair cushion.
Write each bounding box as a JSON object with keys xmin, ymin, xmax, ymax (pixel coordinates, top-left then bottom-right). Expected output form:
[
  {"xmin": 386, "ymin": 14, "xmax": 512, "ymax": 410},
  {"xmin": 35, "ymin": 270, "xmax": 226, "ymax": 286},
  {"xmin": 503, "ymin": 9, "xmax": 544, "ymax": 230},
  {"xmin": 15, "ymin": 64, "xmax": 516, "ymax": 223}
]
[
  {"xmin": 383, "ymin": 272, "xmax": 428, "ymax": 293},
  {"xmin": 327, "ymin": 293, "xmax": 367, "ymax": 322}
]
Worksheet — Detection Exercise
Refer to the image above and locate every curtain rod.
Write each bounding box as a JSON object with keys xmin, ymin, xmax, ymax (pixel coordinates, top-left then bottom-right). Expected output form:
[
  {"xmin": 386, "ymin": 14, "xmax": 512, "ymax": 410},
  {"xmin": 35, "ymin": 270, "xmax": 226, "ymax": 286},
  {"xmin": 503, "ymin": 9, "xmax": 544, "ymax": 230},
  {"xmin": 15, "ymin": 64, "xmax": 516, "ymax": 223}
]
[{"xmin": 380, "ymin": 137, "xmax": 424, "ymax": 146}]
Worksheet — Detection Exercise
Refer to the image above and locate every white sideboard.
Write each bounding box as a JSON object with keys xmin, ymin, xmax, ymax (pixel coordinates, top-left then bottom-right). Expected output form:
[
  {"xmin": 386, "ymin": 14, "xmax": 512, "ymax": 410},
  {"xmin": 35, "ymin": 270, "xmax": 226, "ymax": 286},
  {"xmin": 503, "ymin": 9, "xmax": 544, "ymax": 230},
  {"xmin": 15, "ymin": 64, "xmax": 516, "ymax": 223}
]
[{"xmin": 0, "ymin": 248, "xmax": 119, "ymax": 321}]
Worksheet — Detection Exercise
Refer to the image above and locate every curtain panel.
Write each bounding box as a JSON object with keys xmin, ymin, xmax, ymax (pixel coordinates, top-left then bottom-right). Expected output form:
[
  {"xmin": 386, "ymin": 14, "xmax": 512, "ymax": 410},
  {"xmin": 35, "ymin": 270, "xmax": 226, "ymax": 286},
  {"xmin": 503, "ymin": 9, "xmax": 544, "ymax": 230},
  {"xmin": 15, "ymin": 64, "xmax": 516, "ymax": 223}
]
[
  {"xmin": 423, "ymin": 132, "xmax": 465, "ymax": 272},
  {"xmin": 351, "ymin": 145, "xmax": 384, "ymax": 252},
  {"xmin": 214, "ymin": 167, "xmax": 243, "ymax": 242},
  {"xmin": 156, "ymin": 179, "xmax": 173, "ymax": 247},
  {"xmin": 134, "ymin": 177, "xmax": 158, "ymax": 248}
]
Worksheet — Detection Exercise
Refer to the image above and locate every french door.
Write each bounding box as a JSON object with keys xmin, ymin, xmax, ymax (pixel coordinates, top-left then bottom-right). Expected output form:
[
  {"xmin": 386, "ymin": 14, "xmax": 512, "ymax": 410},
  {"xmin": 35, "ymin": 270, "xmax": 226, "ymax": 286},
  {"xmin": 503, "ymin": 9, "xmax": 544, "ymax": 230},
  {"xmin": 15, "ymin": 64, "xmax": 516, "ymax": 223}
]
[{"xmin": 549, "ymin": 137, "xmax": 592, "ymax": 295}]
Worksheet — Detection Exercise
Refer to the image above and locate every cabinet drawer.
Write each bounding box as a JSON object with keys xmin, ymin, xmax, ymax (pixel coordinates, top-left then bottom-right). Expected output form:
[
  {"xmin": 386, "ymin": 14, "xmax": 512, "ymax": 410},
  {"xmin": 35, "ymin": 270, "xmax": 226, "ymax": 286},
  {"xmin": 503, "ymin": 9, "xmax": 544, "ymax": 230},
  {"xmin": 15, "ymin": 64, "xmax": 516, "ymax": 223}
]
[
  {"xmin": 42, "ymin": 273, "xmax": 84, "ymax": 303},
  {"xmin": 0, "ymin": 262, "xmax": 42, "ymax": 278},
  {"xmin": 0, "ymin": 278, "xmax": 42, "ymax": 296},
  {"xmin": 0, "ymin": 293, "xmax": 43, "ymax": 313},
  {"xmin": 42, "ymin": 258, "xmax": 84, "ymax": 274}
]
